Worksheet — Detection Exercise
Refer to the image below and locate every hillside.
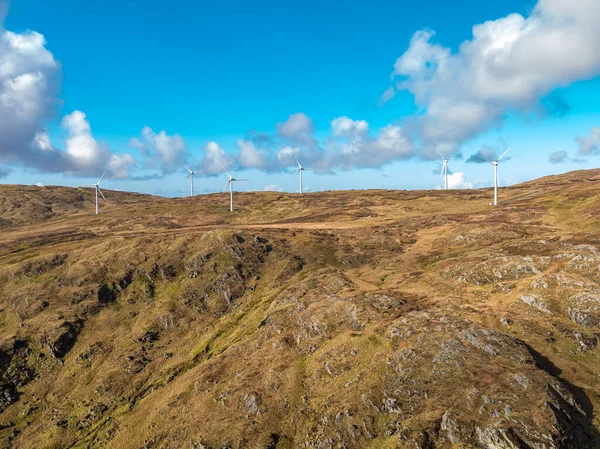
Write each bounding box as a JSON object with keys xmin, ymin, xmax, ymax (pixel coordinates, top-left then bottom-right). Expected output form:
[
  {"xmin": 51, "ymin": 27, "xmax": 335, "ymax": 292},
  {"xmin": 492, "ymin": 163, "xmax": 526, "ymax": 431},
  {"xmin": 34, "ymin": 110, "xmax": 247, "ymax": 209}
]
[{"xmin": 0, "ymin": 169, "xmax": 599, "ymax": 449}]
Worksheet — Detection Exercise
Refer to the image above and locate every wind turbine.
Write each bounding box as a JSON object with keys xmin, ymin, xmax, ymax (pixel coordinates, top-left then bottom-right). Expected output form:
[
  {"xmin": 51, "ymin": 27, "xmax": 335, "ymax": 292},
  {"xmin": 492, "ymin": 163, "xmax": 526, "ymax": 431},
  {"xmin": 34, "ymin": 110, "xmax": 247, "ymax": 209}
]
[
  {"xmin": 80, "ymin": 173, "xmax": 106, "ymax": 215},
  {"xmin": 222, "ymin": 165, "xmax": 248, "ymax": 212},
  {"xmin": 184, "ymin": 166, "xmax": 201, "ymax": 197},
  {"xmin": 293, "ymin": 156, "xmax": 310, "ymax": 194},
  {"xmin": 474, "ymin": 148, "xmax": 511, "ymax": 206},
  {"xmin": 437, "ymin": 150, "xmax": 449, "ymax": 190}
]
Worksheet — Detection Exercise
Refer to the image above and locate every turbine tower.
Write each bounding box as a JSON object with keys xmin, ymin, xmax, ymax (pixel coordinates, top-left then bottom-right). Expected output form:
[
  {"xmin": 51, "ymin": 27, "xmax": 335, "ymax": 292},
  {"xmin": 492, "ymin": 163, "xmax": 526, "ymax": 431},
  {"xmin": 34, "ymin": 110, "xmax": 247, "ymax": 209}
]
[
  {"xmin": 185, "ymin": 166, "xmax": 201, "ymax": 197},
  {"xmin": 437, "ymin": 150, "xmax": 449, "ymax": 190},
  {"xmin": 474, "ymin": 148, "xmax": 511, "ymax": 206},
  {"xmin": 293, "ymin": 156, "xmax": 309, "ymax": 194},
  {"xmin": 222, "ymin": 165, "xmax": 248, "ymax": 212},
  {"xmin": 80, "ymin": 173, "xmax": 106, "ymax": 215}
]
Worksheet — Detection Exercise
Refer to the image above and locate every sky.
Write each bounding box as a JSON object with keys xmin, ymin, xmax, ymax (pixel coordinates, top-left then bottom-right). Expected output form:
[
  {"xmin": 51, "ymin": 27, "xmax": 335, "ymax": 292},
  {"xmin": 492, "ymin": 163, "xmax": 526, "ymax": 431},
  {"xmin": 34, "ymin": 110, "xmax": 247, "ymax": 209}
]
[{"xmin": 0, "ymin": 0, "xmax": 599, "ymax": 196}]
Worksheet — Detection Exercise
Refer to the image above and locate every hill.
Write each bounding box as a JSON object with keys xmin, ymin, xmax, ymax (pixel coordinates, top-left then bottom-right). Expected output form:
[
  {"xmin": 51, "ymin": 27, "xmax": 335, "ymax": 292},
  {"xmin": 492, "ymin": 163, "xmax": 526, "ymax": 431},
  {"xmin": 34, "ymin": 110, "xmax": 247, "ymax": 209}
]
[{"xmin": 0, "ymin": 169, "xmax": 599, "ymax": 448}]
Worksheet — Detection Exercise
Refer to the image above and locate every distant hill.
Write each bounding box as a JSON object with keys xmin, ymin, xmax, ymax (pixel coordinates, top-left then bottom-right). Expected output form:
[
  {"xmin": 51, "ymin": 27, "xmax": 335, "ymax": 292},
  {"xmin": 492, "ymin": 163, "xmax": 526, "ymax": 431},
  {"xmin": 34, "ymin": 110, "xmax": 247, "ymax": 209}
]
[
  {"xmin": 0, "ymin": 185, "xmax": 159, "ymax": 227},
  {"xmin": 0, "ymin": 169, "xmax": 599, "ymax": 448}
]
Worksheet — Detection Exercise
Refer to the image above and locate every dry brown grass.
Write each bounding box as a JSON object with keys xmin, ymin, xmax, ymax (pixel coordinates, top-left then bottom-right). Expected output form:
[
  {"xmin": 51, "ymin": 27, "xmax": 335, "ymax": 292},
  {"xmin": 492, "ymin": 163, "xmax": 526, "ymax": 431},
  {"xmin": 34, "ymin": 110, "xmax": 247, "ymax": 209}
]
[{"xmin": 0, "ymin": 169, "xmax": 599, "ymax": 448}]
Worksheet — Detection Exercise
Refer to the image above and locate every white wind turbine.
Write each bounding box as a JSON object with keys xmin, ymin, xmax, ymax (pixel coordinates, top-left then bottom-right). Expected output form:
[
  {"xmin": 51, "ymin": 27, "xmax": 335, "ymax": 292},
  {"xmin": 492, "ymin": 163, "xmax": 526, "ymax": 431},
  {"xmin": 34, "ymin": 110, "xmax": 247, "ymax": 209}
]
[
  {"xmin": 222, "ymin": 165, "xmax": 248, "ymax": 212},
  {"xmin": 184, "ymin": 166, "xmax": 202, "ymax": 197},
  {"xmin": 474, "ymin": 147, "xmax": 511, "ymax": 206},
  {"xmin": 80, "ymin": 173, "xmax": 106, "ymax": 215},
  {"xmin": 293, "ymin": 156, "xmax": 310, "ymax": 194},
  {"xmin": 437, "ymin": 150, "xmax": 449, "ymax": 190}
]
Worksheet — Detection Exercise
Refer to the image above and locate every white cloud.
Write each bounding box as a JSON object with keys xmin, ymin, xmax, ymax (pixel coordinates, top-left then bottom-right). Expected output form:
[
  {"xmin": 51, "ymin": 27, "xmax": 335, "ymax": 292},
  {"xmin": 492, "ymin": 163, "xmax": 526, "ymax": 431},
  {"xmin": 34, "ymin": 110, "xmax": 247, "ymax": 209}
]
[
  {"xmin": 60, "ymin": 110, "xmax": 134, "ymax": 178},
  {"xmin": 35, "ymin": 182, "xmax": 43, "ymax": 187},
  {"xmin": 331, "ymin": 117, "xmax": 368, "ymax": 137},
  {"xmin": 63, "ymin": 111, "xmax": 102, "ymax": 165},
  {"xmin": 326, "ymin": 117, "xmax": 414, "ymax": 169},
  {"xmin": 276, "ymin": 146, "xmax": 299, "ymax": 161},
  {"xmin": 0, "ymin": 11, "xmax": 135, "ymax": 178},
  {"xmin": 382, "ymin": 0, "xmax": 600, "ymax": 154},
  {"xmin": 128, "ymin": 126, "xmax": 186, "ymax": 172},
  {"xmin": 263, "ymin": 184, "xmax": 283, "ymax": 192},
  {"xmin": 0, "ymin": 16, "xmax": 59, "ymax": 166},
  {"xmin": 238, "ymin": 139, "xmax": 268, "ymax": 170},
  {"xmin": 200, "ymin": 141, "xmax": 232, "ymax": 175},
  {"xmin": 276, "ymin": 113, "xmax": 315, "ymax": 145},
  {"xmin": 576, "ymin": 126, "xmax": 600, "ymax": 156},
  {"xmin": 446, "ymin": 172, "xmax": 474, "ymax": 189},
  {"xmin": 234, "ymin": 115, "xmax": 414, "ymax": 173}
]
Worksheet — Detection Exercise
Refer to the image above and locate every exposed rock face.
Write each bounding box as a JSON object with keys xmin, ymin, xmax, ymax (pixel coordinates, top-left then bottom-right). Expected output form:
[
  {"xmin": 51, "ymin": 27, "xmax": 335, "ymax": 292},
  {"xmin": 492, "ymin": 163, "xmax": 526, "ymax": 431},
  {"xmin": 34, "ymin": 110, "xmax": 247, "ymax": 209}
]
[
  {"xmin": 568, "ymin": 292, "xmax": 600, "ymax": 328},
  {"xmin": 521, "ymin": 294, "xmax": 551, "ymax": 313},
  {"xmin": 0, "ymin": 341, "xmax": 35, "ymax": 414},
  {"xmin": 379, "ymin": 311, "xmax": 597, "ymax": 449}
]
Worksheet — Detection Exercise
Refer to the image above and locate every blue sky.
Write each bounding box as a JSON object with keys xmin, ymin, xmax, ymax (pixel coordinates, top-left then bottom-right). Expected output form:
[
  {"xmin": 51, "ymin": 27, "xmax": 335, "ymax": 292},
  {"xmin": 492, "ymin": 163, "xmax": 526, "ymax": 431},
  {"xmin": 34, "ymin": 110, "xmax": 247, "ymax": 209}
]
[{"xmin": 1, "ymin": 0, "xmax": 599, "ymax": 196}]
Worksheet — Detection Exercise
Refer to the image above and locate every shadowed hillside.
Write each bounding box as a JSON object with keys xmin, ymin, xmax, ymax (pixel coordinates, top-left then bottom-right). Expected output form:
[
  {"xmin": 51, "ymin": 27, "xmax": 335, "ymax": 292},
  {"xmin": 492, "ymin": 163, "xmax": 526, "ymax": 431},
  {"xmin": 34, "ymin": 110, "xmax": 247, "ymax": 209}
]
[{"xmin": 0, "ymin": 169, "xmax": 599, "ymax": 448}]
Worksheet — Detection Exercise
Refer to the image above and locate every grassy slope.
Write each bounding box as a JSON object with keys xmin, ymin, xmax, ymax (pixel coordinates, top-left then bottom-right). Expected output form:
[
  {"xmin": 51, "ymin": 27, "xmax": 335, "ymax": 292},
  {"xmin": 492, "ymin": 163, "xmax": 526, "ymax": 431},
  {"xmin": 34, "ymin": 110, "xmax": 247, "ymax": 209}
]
[{"xmin": 0, "ymin": 170, "xmax": 599, "ymax": 448}]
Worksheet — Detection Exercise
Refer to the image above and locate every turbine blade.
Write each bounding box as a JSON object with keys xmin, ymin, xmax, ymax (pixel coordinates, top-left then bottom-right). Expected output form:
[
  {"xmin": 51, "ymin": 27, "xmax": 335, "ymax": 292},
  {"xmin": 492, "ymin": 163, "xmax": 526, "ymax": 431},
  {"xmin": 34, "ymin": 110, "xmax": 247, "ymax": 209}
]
[
  {"xmin": 295, "ymin": 155, "xmax": 301, "ymax": 168},
  {"xmin": 293, "ymin": 169, "xmax": 300, "ymax": 179},
  {"xmin": 97, "ymin": 188, "xmax": 106, "ymax": 200},
  {"xmin": 98, "ymin": 172, "xmax": 106, "ymax": 185},
  {"xmin": 235, "ymin": 179, "xmax": 249, "ymax": 181},
  {"xmin": 436, "ymin": 149, "xmax": 444, "ymax": 160},
  {"xmin": 497, "ymin": 147, "xmax": 511, "ymax": 161},
  {"xmin": 440, "ymin": 163, "xmax": 445, "ymax": 177},
  {"xmin": 223, "ymin": 165, "xmax": 231, "ymax": 177},
  {"xmin": 223, "ymin": 180, "xmax": 231, "ymax": 193},
  {"xmin": 184, "ymin": 166, "xmax": 192, "ymax": 173}
]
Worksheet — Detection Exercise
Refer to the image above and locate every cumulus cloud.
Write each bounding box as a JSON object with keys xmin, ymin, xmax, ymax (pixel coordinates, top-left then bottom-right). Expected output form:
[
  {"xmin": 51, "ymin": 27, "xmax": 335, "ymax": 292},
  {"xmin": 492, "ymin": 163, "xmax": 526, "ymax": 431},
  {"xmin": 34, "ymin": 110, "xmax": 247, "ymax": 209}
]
[
  {"xmin": 238, "ymin": 139, "xmax": 269, "ymax": 170},
  {"xmin": 199, "ymin": 141, "xmax": 233, "ymax": 175},
  {"xmin": 0, "ymin": 10, "xmax": 60, "ymax": 165},
  {"xmin": 446, "ymin": 172, "xmax": 474, "ymax": 189},
  {"xmin": 576, "ymin": 126, "xmax": 600, "ymax": 156},
  {"xmin": 276, "ymin": 113, "xmax": 315, "ymax": 145},
  {"xmin": 548, "ymin": 150, "xmax": 568, "ymax": 164},
  {"xmin": 326, "ymin": 118, "xmax": 414, "ymax": 169},
  {"xmin": 381, "ymin": 0, "xmax": 600, "ymax": 154},
  {"xmin": 128, "ymin": 126, "xmax": 186, "ymax": 173},
  {"xmin": 331, "ymin": 117, "xmax": 369, "ymax": 137},
  {"xmin": 237, "ymin": 113, "xmax": 325, "ymax": 172},
  {"xmin": 0, "ymin": 7, "xmax": 135, "ymax": 178},
  {"xmin": 60, "ymin": 110, "xmax": 134, "ymax": 178},
  {"xmin": 235, "ymin": 115, "xmax": 415, "ymax": 174}
]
